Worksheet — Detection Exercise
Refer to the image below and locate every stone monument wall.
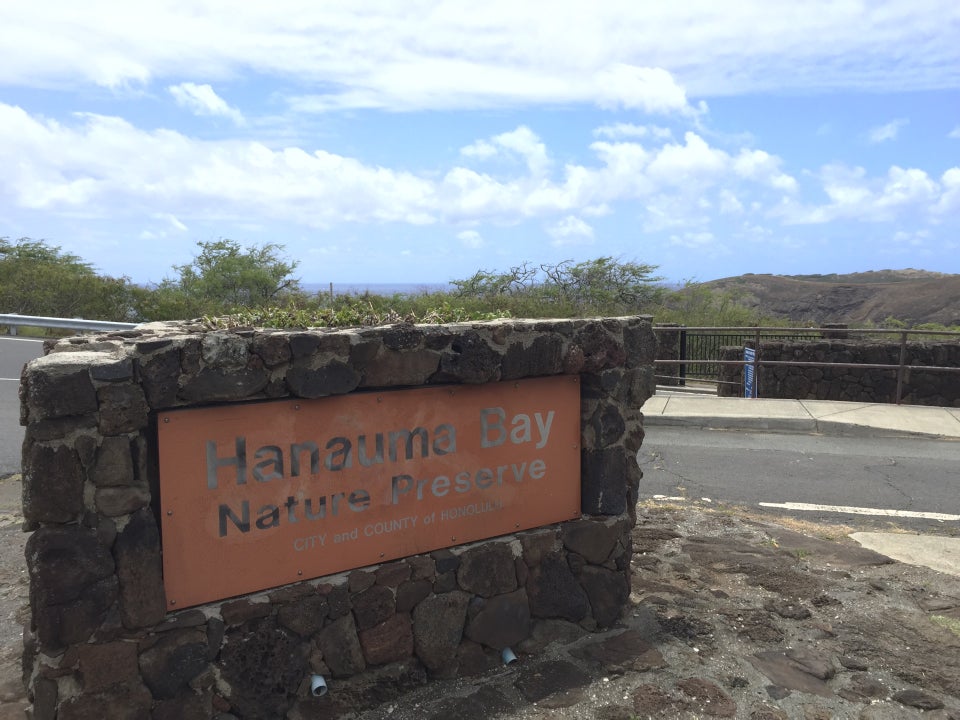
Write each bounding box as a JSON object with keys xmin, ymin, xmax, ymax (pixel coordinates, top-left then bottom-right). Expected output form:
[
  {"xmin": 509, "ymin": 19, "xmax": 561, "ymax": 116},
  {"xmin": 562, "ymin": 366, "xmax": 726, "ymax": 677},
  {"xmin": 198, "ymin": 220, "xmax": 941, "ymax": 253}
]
[
  {"xmin": 717, "ymin": 340, "xmax": 960, "ymax": 406},
  {"xmin": 19, "ymin": 316, "xmax": 656, "ymax": 719}
]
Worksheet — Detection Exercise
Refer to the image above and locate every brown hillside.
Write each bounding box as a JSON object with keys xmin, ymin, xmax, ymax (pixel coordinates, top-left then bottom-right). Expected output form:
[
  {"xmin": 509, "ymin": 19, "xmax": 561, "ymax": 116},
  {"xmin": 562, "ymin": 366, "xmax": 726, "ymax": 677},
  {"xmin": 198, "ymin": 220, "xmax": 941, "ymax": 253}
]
[{"xmin": 701, "ymin": 270, "xmax": 960, "ymax": 326}]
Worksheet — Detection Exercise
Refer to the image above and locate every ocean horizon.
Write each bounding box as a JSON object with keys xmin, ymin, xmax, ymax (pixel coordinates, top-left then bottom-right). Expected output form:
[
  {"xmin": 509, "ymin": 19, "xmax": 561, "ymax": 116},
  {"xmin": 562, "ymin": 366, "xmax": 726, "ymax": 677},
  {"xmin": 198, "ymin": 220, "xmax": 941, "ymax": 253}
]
[{"xmin": 301, "ymin": 282, "xmax": 453, "ymax": 296}]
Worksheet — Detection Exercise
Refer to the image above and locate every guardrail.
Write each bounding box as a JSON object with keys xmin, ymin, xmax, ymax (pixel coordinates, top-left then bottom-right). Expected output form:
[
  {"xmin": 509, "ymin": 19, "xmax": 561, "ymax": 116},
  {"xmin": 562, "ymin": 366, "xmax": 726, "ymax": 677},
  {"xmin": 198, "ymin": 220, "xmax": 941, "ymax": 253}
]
[
  {"xmin": 653, "ymin": 325, "xmax": 960, "ymax": 405},
  {"xmin": 0, "ymin": 313, "xmax": 138, "ymax": 335}
]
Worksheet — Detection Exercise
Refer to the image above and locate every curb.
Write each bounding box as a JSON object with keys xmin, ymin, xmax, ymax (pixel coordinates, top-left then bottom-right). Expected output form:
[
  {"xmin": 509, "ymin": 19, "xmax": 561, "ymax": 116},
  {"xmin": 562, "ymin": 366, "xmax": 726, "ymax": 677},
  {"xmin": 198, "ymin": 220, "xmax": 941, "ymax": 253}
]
[{"xmin": 643, "ymin": 414, "xmax": 958, "ymax": 441}]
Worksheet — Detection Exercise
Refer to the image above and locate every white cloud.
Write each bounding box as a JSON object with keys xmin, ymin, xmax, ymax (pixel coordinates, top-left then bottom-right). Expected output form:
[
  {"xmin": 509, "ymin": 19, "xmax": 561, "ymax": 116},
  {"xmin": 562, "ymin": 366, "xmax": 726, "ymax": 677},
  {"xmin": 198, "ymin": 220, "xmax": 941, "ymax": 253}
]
[
  {"xmin": 547, "ymin": 216, "xmax": 595, "ymax": 246},
  {"xmin": 2, "ymin": 102, "xmax": 953, "ymax": 254},
  {"xmin": 718, "ymin": 189, "xmax": 744, "ymax": 215},
  {"xmin": 949, "ymin": 126, "xmax": 960, "ymax": 139},
  {"xmin": 169, "ymin": 83, "xmax": 244, "ymax": 124},
  {"xmin": 456, "ymin": 229, "xmax": 484, "ymax": 248},
  {"xmin": 0, "ymin": 105, "xmax": 805, "ymax": 233},
  {"xmin": 892, "ymin": 229, "xmax": 929, "ymax": 246},
  {"xmin": 593, "ymin": 123, "xmax": 674, "ymax": 141},
  {"xmin": 732, "ymin": 148, "xmax": 798, "ymax": 192},
  {"xmin": 935, "ymin": 167, "xmax": 960, "ymax": 215},
  {"xmin": 591, "ymin": 65, "xmax": 691, "ymax": 114},
  {"xmin": 780, "ymin": 163, "xmax": 959, "ymax": 224},
  {"xmin": 867, "ymin": 118, "xmax": 908, "ymax": 143},
  {"xmin": 669, "ymin": 231, "xmax": 716, "ymax": 249},
  {"xmin": 460, "ymin": 140, "xmax": 498, "ymax": 160},
  {"xmin": 459, "ymin": 127, "xmax": 549, "ymax": 176},
  {"xmin": 2, "ymin": 2, "xmax": 957, "ymax": 110},
  {"xmin": 0, "ymin": 103, "xmax": 436, "ymax": 226}
]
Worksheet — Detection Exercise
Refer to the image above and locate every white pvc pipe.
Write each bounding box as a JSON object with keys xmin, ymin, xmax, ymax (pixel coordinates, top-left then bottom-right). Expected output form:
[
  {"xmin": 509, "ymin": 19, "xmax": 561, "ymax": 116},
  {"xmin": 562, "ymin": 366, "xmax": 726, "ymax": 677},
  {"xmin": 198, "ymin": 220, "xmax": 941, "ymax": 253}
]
[{"xmin": 310, "ymin": 675, "xmax": 328, "ymax": 697}]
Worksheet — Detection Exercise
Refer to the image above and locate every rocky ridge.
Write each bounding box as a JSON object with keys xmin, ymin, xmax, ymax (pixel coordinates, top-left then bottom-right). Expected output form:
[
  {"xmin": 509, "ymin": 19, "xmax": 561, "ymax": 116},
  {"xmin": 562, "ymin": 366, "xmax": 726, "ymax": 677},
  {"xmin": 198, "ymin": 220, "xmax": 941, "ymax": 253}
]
[{"xmin": 701, "ymin": 270, "xmax": 960, "ymax": 326}]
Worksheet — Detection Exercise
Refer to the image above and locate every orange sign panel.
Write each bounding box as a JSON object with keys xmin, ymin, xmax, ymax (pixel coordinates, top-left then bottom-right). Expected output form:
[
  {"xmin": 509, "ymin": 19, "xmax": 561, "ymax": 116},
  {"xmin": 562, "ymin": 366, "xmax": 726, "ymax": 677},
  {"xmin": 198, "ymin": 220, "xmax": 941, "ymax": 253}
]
[{"xmin": 158, "ymin": 376, "xmax": 581, "ymax": 608}]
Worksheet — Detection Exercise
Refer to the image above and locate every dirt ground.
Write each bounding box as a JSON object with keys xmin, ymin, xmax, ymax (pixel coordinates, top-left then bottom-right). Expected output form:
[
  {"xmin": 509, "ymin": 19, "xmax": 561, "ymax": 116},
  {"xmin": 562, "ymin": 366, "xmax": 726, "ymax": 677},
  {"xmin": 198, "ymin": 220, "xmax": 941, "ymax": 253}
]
[{"xmin": 2, "ymin": 473, "xmax": 959, "ymax": 719}]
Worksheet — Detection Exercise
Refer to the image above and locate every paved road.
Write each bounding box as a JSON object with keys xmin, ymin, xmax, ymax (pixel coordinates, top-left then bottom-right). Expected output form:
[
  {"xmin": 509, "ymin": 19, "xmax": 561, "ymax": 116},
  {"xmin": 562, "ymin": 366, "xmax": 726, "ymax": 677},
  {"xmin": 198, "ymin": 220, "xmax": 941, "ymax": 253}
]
[
  {"xmin": 0, "ymin": 337, "xmax": 44, "ymax": 476},
  {"xmin": 639, "ymin": 426, "xmax": 960, "ymax": 534}
]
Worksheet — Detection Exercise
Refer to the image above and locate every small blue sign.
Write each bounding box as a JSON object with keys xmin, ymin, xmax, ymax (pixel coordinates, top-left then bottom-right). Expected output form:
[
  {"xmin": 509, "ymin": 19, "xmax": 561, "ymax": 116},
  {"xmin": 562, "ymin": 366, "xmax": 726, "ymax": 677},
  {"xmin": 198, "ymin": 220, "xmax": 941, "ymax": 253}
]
[{"xmin": 744, "ymin": 347, "xmax": 756, "ymax": 398}]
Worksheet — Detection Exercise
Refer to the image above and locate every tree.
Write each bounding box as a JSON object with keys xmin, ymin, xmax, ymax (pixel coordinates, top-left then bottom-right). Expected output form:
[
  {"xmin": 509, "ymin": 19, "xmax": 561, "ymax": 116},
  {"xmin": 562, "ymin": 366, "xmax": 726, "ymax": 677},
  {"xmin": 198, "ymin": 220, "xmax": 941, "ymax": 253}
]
[
  {"xmin": 541, "ymin": 257, "xmax": 664, "ymax": 313},
  {"xmin": 452, "ymin": 256, "xmax": 664, "ymax": 315},
  {"xmin": 0, "ymin": 237, "xmax": 137, "ymax": 320},
  {"xmin": 168, "ymin": 239, "xmax": 300, "ymax": 313}
]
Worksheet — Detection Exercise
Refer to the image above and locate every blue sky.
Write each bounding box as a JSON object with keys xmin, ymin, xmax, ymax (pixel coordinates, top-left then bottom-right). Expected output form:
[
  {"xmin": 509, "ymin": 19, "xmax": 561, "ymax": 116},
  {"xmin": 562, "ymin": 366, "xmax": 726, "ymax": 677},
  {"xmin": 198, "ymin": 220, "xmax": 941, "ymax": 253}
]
[{"xmin": 1, "ymin": 2, "xmax": 958, "ymax": 286}]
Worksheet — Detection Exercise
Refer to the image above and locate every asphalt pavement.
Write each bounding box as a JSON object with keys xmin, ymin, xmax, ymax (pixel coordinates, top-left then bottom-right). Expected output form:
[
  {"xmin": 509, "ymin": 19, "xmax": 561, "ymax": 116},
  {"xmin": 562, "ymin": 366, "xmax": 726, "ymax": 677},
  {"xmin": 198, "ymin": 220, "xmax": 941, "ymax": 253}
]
[
  {"xmin": 0, "ymin": 337, "xmax": 44, "ymax": 477},
  {"xmin": 642, "ymin": 390, "xmax": 960, "ymax": 576}
]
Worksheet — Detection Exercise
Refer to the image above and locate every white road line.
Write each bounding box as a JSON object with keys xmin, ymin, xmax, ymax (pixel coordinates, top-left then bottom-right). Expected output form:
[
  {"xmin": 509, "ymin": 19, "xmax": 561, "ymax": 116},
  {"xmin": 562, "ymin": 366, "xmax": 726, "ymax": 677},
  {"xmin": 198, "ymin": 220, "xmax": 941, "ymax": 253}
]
[
  {"xmin": 0, "ymin": 337, "xmax": 44, "ymax": 343},
  {"xmin": 1, "ymin": 378, "xmax": 21, "ymax": 382},
  {"xmin": 759, "ymin": 501, "xmax": 960, "ymax": 522}
]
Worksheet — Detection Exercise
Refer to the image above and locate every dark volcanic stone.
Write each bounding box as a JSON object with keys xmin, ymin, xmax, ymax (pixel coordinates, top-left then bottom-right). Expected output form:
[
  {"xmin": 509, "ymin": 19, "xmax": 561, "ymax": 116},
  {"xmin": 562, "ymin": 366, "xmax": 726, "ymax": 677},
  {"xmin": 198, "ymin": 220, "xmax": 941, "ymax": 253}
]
[
  {"xmin": 23, "ymin": 443, "xmax": 84, "ymax": 523},
  {"xmin": 579, "ymin": 565, "xmax": 629, "ymax": 627},
  {"xmin": 251, "ymin": 334, "xmax": 292, "ymax": 367},
  {"xmin": 376, "ymin": 561, "xmax": 411, "ymax": 588},
  {"xmin": 581, "ymin": 448, "xmax": 628, "ymax": 515},
  {"xmin": 632, "ymin": 683, "xmax": 676, "ymax": 716},
  {"xmin": 572, "ymin": 628, "xmax": 666, "ymax": 672},
  {"xmin": 220, "ymin": 617, "xmax": 310, "ymax": 716},
  {"xmin": 676, "ymin": 678, "xmax": 737, "ymax": 718},
  {"xmin": 425, "ymin": 685, "xmax": 517, "ymax": 720},
  {"xmin": 562, "ymin": 518, "xmax": 627, "ymax": 565},
  {"xmin": 360, "ymin": 347, "xmax": 441, "ymax": 387},
  {"xmin": 396, "ymin": 580, "xmax": 432, "ymax": 613},
  {"xmin": 278, "ymin": 594, "xmax": 329, "ymax": 637},
  {"xmin": 438, "ymin": 330, "xmax": 501, "ymax": 384},
  {"xmin": 515, "ymin": 659, "xmax": 591, "ymax": 703},
  {"xmin": 26, "ymin": 526, "xmax": 117, "ymax": 651},
  {"xmin": 91, "ymin": 436, "xmax": 134, "ymax": 487},
  {"xmin": 151, "ymin": 692, "xmax": 212, "ymax": 720},
  {"xmin": 592, "ymin": 404, "xmax": 626, "ymax": 447},
  {"xmin": 573, "ymin": 322, "xmax": 627, "ymax": 372},
  {"xmin": 317, "ymin": 614, "xmax": 366, "ymax": 678},
  {"xmin": 412, "ymin": 591, "xmax": 470, "ymax": 675},
  {"xmin": 286, "ymin": 361, "xmax": 361, "ymax": 398},
  {"xmin": 749, "ymin": 651, "xmax": 834, "ymax": 698},
  {"xmin": 89, "ymin": 357, "xmax": 135, "ymax": 382},
  {"xmin": 96, "ymin": 383, "xmax": 149, "ymax": 434},
  {"xmin": 139, "ymin": 628, "xmax": 209, "ymax": 700},
  {"xmin": 23, "ymin": 363, "xmax": 98, "ymax": 421},
  {"xmin": 892, "ymin": 688, "xmax": 944, "ymax": 710},
  {"xmin": 95, "ymin": 485, "xmax": 150, "ymax": 516},
  {"xmin": 382, "ymin": 325, "xmax": 424, "ymax": 350},
  {"xmin": 220, "ymin": 598, "xmax": 272, "ymax": 626},
  {"xmin": 76, "ymin": 641, "xmax": 139, "ymax": 691},
  {"xmin": 527, "ymin": 552, "xmax": 590, "ymax": 622},
  {"xmin": 352, "ymin": 584, "xmax": 395, "ymax": 630},
  {"xmin": 465, "ymin": 589, "xmax": 532, "ymax": 649},
  {"xmin": 432, "ymin": 549, "xmax": 460, "ymax": 574},
  {"xmin": 113, "ymin": 509, "xmax": 166, "ymax": 628},
  {"xmin": 457, "ymin": 543, "xmax": 517, "ymax": 597},
  {"xmin": 56, "ymin": 682, "xmax": 152, "ymax": 720},
  {"xmin": 179, "ymin": 367, "xmax": 269, "ymax": 402},
  {"xmin": 139, "ymin": 347, "xmax": 181, "ymax": 408},
  {"xmin": 358, "ymin": 613, "xmax": 414, "ymax": 666},
  {"xmin": 501, "ymin": 335, "xmax": 564, "ymax": 379}
]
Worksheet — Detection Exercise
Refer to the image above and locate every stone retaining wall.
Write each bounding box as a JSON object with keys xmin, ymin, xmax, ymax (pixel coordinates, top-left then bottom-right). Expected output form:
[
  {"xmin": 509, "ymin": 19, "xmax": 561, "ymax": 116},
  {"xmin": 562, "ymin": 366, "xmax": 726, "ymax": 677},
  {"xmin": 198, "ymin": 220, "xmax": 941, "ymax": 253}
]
[
  {"xmin": 717, "ymin": 340, "xmax": 960, "ymax": 406},
  {"xmin": 19, "ymin": 316, "xmax": 656, "ymax": 719}
]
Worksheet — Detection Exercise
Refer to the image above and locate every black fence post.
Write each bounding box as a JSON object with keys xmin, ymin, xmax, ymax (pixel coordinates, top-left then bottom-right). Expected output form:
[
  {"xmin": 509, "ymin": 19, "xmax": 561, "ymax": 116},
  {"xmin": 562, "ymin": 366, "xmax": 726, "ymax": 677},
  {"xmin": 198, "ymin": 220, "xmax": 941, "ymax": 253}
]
[{"xmin": 679, "ymin": 328, "xmax": 687, "ymax": 386}]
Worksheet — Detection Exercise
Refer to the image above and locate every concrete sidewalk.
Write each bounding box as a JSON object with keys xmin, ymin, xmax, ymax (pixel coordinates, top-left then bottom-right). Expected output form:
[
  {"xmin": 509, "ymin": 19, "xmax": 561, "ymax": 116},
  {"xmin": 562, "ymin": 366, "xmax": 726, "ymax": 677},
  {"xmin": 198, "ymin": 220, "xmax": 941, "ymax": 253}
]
[{"xmin": 642, "ymin": 393, "xmax": 960, "ymax": 440}]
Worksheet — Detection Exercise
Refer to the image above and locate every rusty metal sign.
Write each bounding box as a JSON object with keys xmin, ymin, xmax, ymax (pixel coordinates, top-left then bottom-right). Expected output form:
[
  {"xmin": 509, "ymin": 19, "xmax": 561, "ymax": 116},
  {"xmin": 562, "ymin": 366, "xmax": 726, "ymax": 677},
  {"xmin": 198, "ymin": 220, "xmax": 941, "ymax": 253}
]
[{"xmin": 158, "ymin": 376, "xmax": 581, "ymax": 609}]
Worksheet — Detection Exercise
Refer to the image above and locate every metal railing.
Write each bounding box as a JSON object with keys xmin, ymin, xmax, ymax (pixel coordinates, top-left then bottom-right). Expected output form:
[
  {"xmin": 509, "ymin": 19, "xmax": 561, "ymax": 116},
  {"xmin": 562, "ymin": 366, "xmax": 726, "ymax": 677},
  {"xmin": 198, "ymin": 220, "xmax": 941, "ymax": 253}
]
[
  {"xmin": 0, "ymin": 313, "xmax": 138, "ymax": 335},
  {"xmin": 653, "ymin": 325, "xmax": 960, "ymax": 405}
]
